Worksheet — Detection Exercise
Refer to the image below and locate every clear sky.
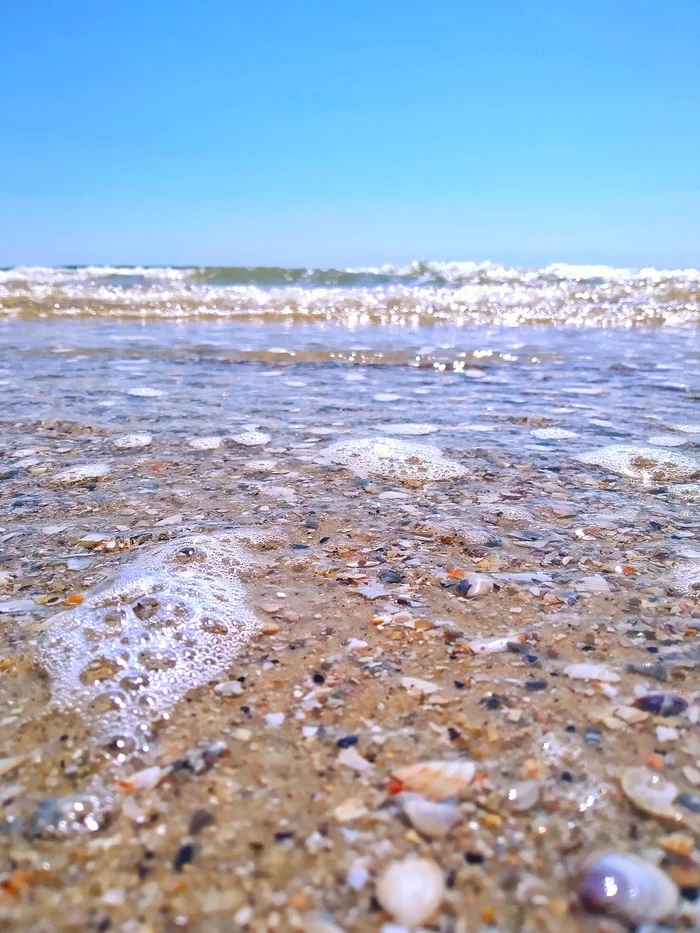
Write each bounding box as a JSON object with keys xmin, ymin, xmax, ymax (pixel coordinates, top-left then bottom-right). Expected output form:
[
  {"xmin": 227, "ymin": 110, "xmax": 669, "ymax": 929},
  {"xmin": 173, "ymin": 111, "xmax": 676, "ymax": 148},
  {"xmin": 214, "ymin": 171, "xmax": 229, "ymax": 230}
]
[{"xmin": 1, "ymin": 0, "xmax": 699, "ymax": 268}]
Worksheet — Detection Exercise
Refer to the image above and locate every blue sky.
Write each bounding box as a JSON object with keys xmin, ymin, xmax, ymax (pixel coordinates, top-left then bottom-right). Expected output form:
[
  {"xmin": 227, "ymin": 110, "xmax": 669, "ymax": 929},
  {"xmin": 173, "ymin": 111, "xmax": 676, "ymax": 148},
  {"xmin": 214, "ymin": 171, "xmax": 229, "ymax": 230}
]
[{"xmin": 1, "ymin": 0, "xmax": 698, "ymax": 268}]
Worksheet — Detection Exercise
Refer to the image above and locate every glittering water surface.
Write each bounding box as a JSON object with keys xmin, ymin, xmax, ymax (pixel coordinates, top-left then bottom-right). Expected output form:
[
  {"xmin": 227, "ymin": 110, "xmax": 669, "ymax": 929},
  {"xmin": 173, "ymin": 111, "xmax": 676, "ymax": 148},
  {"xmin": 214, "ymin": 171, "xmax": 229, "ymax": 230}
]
[
  {"xmin": 1, "ymin": 261, "xmax": 699, "ymax": 325},
  {"xmin": 1, "ymin": 283, "xmax": 700, "ymax": 931}
]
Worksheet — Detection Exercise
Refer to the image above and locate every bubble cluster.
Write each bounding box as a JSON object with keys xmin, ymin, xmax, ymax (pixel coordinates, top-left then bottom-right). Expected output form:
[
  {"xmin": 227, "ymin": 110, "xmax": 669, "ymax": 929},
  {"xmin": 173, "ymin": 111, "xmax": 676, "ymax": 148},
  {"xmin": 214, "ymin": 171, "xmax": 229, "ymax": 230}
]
[
  {"xmin": 670, "ymin": 561, "xmax": 700, "ymax": 596},
  {"xmin": 188, "ymin": 436, "xmax": 223, "ymax": 450},
  {"xmin": 378, "ymin": 423, "xmax": 440, "ymax": 436},
  {"xmin": 113, "ymin": 433, "xmax": 153, "ymax": 450},
  {"xmin": 231, "ymin": 430, "xmax": 271, "ymax": 447},
  {"xmin": 577, "ymin": 445, "xmax": 700, "ymax": 484},
  {"xmin": 52, "ymin": 462, "xmax": 112, "ymax": 484},
  {"xmin": 318, "ymin": 437, "xmax": 466, "ymax": 481},
  {"xmin": 127, "ymin": 386, "xmax": 165, "ymax": 398},
  {"xmin": 38, "ymin": 533, "xmax": 259, "ymax": 744},
  {"xmin": 531, "ymin": 428, "xmax": 578, "ymax": 440}
]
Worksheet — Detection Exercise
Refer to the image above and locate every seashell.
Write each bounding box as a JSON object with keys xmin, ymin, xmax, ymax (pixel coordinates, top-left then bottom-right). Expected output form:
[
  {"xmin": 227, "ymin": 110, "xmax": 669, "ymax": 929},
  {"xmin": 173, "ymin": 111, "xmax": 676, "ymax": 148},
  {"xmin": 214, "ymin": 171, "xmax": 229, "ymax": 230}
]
[
  {"xmin": 627, "ymin": 659, "xmax": 668, "ymax": 681},
  {"xmin": 469, "ymin": 632, "xmax": 525, "ymax": 654},
  {"xmin": 564, "ymin": 662, "xmax": 620, "ymax": 683},
  {"xmin": 118, "ymin": 765, "xmax": 162, "ymax": 793},
  {"xmin": 633, "ymin": 693, "xmax": 688, "ymax": 717},
  {"xmin": 400, "ymin": 792, "xmax": 463, "ymax": 837},
  {"xmin": 392, "ymin": 760, "xmax": 476, "ymax": 800},
  {"xmin": 621, "ymin": 767, "xmax": 682, "ymax": 821},
  {"xmin": 375, "ymin": 857, "xmax": 445, "ymax": 926},
  {"xmin": 506, "ymin": 780, "xmax": 540, "ymax": 812},
  {"xmin": 401, "ymin": 676, "xmax": 440, "ymax": 696},
  {"xmin": 455, "ymin": 573, "xmax": 494, "ymax": 598},
  {"xmin": 577, "ymin": 851, "xmax": 679, "ymax": 922}
]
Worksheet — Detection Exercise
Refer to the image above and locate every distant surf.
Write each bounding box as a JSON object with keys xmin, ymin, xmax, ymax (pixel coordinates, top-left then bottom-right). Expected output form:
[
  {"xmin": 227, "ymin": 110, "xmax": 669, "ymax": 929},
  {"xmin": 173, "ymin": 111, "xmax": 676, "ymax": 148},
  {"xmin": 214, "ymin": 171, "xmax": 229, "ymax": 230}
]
[{"xmin": 1, "ymin": 261, "xmax": 699, "ymax": 326}]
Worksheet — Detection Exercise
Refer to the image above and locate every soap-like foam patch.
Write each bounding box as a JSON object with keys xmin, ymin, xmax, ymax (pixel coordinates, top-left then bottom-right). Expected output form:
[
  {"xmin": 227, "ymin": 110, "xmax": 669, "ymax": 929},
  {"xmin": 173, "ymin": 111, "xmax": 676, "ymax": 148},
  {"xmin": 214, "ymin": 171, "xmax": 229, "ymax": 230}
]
[
  {"xmin": 318, "ymin": 437, "xmax": 466, "ymax": 481},
  {"xmin": 377, "ymin": 423, "xmax": 440, "ymax": 436},
  {"xmin": 38, "ymin": 533, "xmax": 260, "ymax": 743},
  {"xmin": 231, "ymin": 431, "xmax": 271, "ymax": 447},
  {"xmin": 52, "ymin": 462, "xmax": 112, "ymax": 484},
  {"xmin": 127, "ymin": 386, "xmax": 165, "ymax": 398},
  {"xmin": 577, "ymin": 445, "xmax": 700, "ymax": 484},
  {"xmin": 670, "ymin": 561, "xmax": 700, "ymax": 596},
  {"xmin": 532, "ymin": 427, "xmax": 578, "ymax": 440},
  {"xmin": 113, "ymin": 433, "xmax": 153, "ymax": 450},
  {"xmin": 670, "ymin": 424, "xmax": 700, "ymax": 434},
  {"xmin": 647, "ymin": 434, "xmax": 687, "ymax": 447},
  {"xmin": 188, "ymin": 436, "xmax": 223, "ymax": 450}
]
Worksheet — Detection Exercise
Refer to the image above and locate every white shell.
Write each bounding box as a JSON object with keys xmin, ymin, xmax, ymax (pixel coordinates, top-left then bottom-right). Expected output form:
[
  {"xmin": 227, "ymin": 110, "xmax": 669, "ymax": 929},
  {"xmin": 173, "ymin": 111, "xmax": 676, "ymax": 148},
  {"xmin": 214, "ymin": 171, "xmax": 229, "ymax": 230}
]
[
  {"xmin": 460, "ymin": 573, "xmax": 494, "ymax": 597},
  {"xmin": 376, "ymin": 857, "xmax": 445, "ymax": 926},
  {"xmin": 564, "ymin": 662, "xmax": 620, "ymax": 683},
  {"xmin": 577, "ymin": 851, "xmax": 679, "ymax": 922},
  {"xmin": 469, "ymin": 633, "xmax": 525, "ymax": 655},
  {"xmin": 118, "ymin": 765, "xmax": 162, "ymax": 793},
  {"xmin": 506, "ymin": 780, "xmax": 540, "ymax": 812},
  {"xmin": 620, "ymin": 767, "xmax": 682, "ymax": 821},
  {"xmin": 392, "ymin": 759, "xmax": 476, "ymax": 800},
  {"xmin": 400, "ymin": 792, "xmax": 463, "ymax": 837}
]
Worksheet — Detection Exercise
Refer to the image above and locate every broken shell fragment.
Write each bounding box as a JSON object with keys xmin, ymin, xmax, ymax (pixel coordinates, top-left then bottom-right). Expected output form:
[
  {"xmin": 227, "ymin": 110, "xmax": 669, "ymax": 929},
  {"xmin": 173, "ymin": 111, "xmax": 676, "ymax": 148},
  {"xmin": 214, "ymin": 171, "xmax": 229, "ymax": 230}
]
[
  {"xmin": 375, "ymin": 857, "xmax": 445, "ymax": 926},
  {"xmin": 577, "ymin": 851, "xmax": 679, "ymax": 922},
  {"xmin": 455, "ymin": 573, "xmax": 494, "ymax": 598},
  {"xmin": 400, "ymin": 793, "xmax": 463, "ymax": 837},
  {"xmin": 506, "ymin": 780, "xmax": 540, "ymax": 812},
  {"xmin": 391, "ymin": 760, "xmax": 476, "ymax": 800},
  {"xmin": 620, "ymin": 767, "xmax": 682, "ymax": 821},
  {"xmin": 564, "ymin": 663, "xmax": 620, "ymax": 683},
  {"xmin": 633, "ymin": 693, "xmax": 688, "ymax": 717}
]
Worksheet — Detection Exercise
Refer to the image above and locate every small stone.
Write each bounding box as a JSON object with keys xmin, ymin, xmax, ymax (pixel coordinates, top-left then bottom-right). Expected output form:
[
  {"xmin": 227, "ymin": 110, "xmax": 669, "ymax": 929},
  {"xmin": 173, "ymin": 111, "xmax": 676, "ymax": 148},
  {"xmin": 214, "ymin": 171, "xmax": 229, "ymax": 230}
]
[{"xmin": 265, "ymin": 712, "xmax": 285, "ymax": 728}]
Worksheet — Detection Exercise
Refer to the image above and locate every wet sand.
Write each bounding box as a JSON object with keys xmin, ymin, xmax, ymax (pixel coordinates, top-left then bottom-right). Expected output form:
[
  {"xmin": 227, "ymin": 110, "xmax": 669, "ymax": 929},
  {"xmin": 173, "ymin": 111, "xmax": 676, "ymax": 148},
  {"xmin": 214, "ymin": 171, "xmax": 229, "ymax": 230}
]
[{"xmin": 1, "ymin": 317, "xmax": 700, "ymax": 932}]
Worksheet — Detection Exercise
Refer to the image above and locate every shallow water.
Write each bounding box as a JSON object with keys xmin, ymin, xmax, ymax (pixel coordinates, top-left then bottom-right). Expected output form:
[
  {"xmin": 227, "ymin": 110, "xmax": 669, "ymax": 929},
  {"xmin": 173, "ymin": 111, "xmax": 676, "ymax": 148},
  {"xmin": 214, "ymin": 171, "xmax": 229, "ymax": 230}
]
[{"xmin": 1, "ymin": 270, "xmax": 700, "ymax": 932}]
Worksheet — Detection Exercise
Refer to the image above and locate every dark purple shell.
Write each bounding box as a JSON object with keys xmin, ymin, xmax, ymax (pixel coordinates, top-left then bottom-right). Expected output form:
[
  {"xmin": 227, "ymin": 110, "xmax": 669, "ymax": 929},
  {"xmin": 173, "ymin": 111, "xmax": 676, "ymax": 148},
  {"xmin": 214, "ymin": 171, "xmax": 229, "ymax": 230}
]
[
  {"xmin": 578, "ymin": 861, "xmax": 632, "ymax": 914},
  {"xmin": 633, "ymin": 693, "xmax": 688, "ymax": 717}
]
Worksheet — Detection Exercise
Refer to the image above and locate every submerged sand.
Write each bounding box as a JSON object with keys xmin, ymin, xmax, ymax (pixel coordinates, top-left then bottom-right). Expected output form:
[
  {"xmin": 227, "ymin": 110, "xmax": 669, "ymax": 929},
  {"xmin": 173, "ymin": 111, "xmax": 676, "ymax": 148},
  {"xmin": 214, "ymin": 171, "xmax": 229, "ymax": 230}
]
[{"xmin": 0, "ymin": 318, "xmax": 699, "ymax": 931}]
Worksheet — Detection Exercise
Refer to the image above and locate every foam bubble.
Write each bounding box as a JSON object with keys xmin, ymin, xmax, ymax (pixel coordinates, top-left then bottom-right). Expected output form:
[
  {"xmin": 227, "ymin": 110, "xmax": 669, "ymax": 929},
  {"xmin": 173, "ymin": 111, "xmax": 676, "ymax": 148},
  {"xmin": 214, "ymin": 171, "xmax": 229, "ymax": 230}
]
[
  {"xmin": 127, "ymin": 387, "xmax": 165, "ymax": 398},
  {"xmin": 38, "ymin": 533, "xmax": 260, "ymax": 743},
  {"xmin": 532, "ymin": 427, "xmax": 578, "ymax": 440},
  {"xmin": 373, "ymin": 393, "xmax": 402, "ymax": 402},
  {"xmin": 577, "ymin": 445, "xmax": 700, "ymax": 484},
  {"xmin": 188, "ymin": 436, "xmax": 224, "ymax": 450},
  {"xmin": 318, "ymin": 437, "xmax": 466, "ymax": 481},
  {"xmin": 231, "ymin": 431, "xmax": 271, "ymax": 447},
  {"xmin": 378, "ymin": 423, "xmax": 440, "ymax": 436},
  {"xmin": 52, "ymin": 463, "xmax": 112, "ymax": 484},
  {"xmin": 113, "ymin": 433, "xmax": 153, "ymax": 450},
  {"xmin": 670, "ymin": 561, "xmax": 700, "ymax": 596},
  {"xmin": 648, "ymin": 434, "xmax": 687, "ymax": 448},
  {"xmin": 670, "ymin": 424, "xmax": 700, "ymax": 434}
]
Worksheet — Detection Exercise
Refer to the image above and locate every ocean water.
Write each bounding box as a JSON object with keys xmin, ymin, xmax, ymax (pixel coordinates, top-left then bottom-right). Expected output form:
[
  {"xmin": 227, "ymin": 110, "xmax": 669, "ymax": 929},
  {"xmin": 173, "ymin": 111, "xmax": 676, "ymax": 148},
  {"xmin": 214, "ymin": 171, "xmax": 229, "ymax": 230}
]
[
  {"xmin": 1, "ymin": 260, "xmax": 699, "ymax": 325},
  {"xmin": 1, "ymin": 263, "xmax": 700, "ymax": 930}
]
